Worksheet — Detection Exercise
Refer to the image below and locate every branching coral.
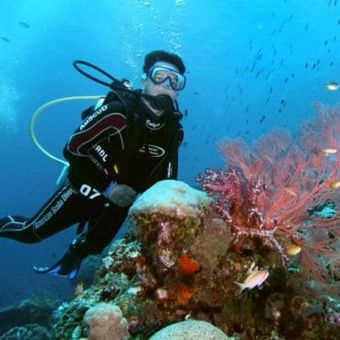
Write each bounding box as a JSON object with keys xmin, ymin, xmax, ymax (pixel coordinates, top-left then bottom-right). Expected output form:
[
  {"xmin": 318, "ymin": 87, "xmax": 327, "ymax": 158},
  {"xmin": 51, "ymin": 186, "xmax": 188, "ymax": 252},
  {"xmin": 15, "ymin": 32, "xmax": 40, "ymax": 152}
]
[{"xmin": 197, "ymin": 104, "xmax": 339, "ymax": 280}]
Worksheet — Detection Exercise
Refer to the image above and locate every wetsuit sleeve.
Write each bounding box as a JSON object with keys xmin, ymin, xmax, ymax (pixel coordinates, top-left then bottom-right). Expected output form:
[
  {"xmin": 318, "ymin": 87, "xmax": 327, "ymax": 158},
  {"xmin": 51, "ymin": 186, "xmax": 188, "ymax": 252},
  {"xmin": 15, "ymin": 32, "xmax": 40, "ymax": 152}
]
[{"xmin": 63, "ymin": 101, "xmax": 127, "ymax": 194}]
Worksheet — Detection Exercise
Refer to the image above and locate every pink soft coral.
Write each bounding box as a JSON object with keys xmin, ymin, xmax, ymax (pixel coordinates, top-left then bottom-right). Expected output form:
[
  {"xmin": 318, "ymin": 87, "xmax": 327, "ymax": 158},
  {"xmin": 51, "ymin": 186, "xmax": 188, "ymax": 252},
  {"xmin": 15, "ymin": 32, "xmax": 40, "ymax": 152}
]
[{"xmin": 197, "ymin": 104, "xmax": 339, "ymax": 281}]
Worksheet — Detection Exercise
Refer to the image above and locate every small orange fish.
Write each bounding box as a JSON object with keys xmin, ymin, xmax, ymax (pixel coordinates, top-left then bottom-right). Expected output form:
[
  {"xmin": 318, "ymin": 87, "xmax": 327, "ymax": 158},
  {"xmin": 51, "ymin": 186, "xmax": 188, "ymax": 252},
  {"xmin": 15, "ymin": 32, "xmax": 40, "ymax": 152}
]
[
  {"xmin": 178, "ymin": 255, "xmax": 201, "ymax": 276},
  {"xmin": 284, "ymin": 187, "xmax": 297, "ymax": 196},
  {"xmin": 75, "ymin": 282, "xmax": 84, "ymax": 296},
  {"xmin": 286, "ymin": 244, "xmax": 302, "ymax": 256},
  {"xmin": 322, "ymin": 148, "xmax": 337, "ymax": 156},
  {"xmin": 329, "ymin": 180, "xmax": 340, "ymax": 190},
  {"xmin": 235, "ymin": 269, "xmax": 269, "ymax": 292}
]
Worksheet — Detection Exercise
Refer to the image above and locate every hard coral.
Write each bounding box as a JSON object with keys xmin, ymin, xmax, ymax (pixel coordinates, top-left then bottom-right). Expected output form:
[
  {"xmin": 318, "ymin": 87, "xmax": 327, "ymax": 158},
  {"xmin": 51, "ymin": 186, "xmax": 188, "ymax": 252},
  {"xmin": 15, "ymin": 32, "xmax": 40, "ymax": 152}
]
[
  {"xmin": 129, "ymin": 180, "xmax": 211, "ymax": 274},
  {"xmin": 84, "ymin": 303, "xmax": 129, "ymax": 340},
  {"xmin": 149, "ymin": 320, "xmax": 231, "ymax": 339}
]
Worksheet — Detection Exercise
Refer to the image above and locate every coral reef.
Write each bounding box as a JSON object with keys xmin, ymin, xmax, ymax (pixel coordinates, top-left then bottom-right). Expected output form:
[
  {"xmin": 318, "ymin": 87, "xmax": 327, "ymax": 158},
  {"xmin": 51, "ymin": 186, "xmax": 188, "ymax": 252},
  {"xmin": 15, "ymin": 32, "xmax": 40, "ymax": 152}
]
[
  {"xmin": 52, "ymin": 178, "xmax": 338, "ymax": 339},
  {"xmin": 0, "ymin": 323, "xmax": 52, "ymax": 339},
  {"xmin": 51, "ymin": 106, "xmax": 338, "ymax": 339},
  {"xmin": 0, "ymin": 293, "xmax": 59, "ymax": 336}
]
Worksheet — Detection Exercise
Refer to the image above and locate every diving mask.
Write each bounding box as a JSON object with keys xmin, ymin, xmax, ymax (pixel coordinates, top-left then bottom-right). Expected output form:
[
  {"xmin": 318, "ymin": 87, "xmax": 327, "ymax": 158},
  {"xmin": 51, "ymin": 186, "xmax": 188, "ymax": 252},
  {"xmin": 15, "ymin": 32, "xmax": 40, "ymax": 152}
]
[{"xmin": 147, "ymin": 65, "xmax": 186, "ymax": 91}]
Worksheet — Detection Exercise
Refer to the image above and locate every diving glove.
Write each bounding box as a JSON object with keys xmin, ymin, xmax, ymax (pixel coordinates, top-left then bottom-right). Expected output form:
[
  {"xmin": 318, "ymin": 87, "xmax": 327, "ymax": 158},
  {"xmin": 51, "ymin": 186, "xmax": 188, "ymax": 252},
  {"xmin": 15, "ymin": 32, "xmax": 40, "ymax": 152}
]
[{"xmin": 33, "ymin": 238, "xmax": 87, "ymax": 279}]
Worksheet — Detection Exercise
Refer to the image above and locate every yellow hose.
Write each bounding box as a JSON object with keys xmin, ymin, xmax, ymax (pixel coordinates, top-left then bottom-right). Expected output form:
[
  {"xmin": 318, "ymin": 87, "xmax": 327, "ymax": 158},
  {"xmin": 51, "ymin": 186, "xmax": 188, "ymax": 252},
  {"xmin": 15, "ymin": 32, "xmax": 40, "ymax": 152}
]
[{"xmin": 30, "ymin": 95, "xmax": 104, "ymax": 166}]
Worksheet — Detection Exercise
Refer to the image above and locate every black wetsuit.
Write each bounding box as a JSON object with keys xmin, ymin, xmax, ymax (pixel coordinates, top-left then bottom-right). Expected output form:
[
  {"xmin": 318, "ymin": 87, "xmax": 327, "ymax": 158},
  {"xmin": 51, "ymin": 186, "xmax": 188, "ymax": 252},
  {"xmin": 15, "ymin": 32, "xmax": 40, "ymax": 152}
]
[{"xmin": 0, "ymin": 94, "xmax": 183, "ymax": 256}]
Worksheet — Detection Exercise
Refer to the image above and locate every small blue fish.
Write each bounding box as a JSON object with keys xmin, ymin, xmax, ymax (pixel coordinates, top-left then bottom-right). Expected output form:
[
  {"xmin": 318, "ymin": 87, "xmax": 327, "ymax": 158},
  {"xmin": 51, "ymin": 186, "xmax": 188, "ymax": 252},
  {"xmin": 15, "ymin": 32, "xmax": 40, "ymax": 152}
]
[
  {"xmin": 1, "ymin": 36, "xmax": 10, "ymax": 43},
  {"xmin": 19, "ymin": 21, "xmax": 30, "ymax": 28}
]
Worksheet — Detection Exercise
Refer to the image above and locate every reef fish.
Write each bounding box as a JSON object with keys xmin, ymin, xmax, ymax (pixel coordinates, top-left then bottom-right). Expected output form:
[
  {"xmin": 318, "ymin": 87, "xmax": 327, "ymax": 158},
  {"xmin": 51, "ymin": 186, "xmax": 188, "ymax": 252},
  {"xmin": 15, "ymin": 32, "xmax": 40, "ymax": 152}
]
[
  {"xmin": 284, "ymin": 187, "xmax": 297, "ymax": 196},
  {"xmin": 74, "ymin": 281, "xmax": 84, "ymax": 296},
  {"xmin": 325, "ymin": 81, "xmax": 339, "ymax": 91},
  {"xmin": 329, "ymin": 180, "xmax": 340, "ymax": 189},
  {"xmin": 322, "ymin": 148, "xmax": 337, "ymax": 156},
  {"xmin": 19, "ymin": 21, "xmax": 30, "ymax": 28},
  {"xmin": 286, "ymin": 244, "xmax": 302, "ymax": 256},
  {"xmin": 235, "ymin": 269, "xmax": 269, "ymax": 292}
]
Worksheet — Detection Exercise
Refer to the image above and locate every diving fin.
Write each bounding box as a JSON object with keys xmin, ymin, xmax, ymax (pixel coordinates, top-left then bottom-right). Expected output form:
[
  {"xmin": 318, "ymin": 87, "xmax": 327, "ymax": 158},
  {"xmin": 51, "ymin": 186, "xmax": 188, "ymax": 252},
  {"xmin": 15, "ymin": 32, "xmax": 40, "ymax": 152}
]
[
  {"xmin": 33, "ymin": 239, "xmax": 86, "ymax": 280},
  {"xmin": 33, "ymin": 262, "xmax": 80, "ymax": 280}
]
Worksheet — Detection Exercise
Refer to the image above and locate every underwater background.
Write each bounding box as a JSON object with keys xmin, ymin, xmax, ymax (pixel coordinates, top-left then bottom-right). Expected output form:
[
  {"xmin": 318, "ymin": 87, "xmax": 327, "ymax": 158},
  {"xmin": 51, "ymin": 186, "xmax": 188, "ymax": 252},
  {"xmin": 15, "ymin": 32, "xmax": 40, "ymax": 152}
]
[{"xmin": 0, "ymin": 0, "xmax": 338, "ymax": 333}]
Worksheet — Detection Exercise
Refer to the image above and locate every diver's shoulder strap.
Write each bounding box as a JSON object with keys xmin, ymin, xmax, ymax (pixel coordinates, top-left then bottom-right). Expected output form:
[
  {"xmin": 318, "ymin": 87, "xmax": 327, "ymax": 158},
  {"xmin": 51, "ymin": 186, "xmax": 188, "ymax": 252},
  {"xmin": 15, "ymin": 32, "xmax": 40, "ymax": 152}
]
[
  {"xmin": 102, "ymin": 91, "xmax": 120, "ymax": 105},
  {"xmin": 103, "ymin": 89, "xmax": 141, "ymax": 114},
  {"xmin": 80, "ymin": 90, "xmax": 134, "ymax": 120}
]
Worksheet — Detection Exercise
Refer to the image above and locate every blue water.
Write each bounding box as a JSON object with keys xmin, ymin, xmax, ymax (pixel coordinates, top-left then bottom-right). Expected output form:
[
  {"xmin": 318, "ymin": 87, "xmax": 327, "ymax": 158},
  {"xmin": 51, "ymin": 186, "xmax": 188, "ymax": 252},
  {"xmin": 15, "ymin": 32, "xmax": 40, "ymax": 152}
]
[{"xmin": 0, "ymin": 0, "xmax": 339, "ymax": 309}]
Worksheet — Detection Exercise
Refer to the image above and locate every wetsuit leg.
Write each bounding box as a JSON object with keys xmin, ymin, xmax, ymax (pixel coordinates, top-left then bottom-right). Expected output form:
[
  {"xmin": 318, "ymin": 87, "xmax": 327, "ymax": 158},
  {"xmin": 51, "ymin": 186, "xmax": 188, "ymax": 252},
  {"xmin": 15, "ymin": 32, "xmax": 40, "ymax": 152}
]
[
  {"xmin": 82, "ymin": 204, "xmax": 130, "ymax": 254},
  {"xmin": 0, "ymin": 183, "xmax": 105, "ymax": 243}
]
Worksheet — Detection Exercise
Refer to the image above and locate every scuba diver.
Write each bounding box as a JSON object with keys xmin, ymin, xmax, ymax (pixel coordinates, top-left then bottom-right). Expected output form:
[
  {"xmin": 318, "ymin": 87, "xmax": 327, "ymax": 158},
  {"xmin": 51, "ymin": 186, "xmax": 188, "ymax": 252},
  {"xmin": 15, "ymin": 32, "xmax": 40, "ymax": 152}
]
[{"xmin": 0, "ymin": 50, "xmax": 186, "ymax": 279}]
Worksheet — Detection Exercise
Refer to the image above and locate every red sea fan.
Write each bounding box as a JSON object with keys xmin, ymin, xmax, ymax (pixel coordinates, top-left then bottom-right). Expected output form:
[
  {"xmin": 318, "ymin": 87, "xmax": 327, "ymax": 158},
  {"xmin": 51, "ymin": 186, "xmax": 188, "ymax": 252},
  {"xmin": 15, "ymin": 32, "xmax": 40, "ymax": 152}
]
[{"xmin": 197, "ymin": 104, "xmax": 339, "ymax": 280}]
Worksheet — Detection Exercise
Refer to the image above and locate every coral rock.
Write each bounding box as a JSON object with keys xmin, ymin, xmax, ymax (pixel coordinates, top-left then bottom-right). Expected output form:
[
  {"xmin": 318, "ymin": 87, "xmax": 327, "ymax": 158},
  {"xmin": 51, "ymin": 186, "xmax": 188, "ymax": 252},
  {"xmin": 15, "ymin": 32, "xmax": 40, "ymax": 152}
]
[
  {"xmin": 84, "ymin": 303, "xmax": 129, "ymax": 340},
  {"xmin": 149, "ymin": 320, "xmax": 232, "ymax": 339}
]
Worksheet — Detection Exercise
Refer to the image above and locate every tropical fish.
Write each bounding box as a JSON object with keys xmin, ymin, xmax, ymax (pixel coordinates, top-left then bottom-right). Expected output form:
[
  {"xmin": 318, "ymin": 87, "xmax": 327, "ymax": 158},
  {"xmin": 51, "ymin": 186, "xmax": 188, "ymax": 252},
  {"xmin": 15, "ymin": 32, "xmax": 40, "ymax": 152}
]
[
  {"xmin": 284, "ymin": 187, "xmax": 297, "ymax": 196},
  {"xmin": 329, "ymin": 180, "xmax": 340, "ymax": 189},
  {"xmin": 235, "ymin": 269, "xmax": 269, "ymax": 292},
  {"xmin": 286, "ymin": 244, "xmax": 302, "ymax": 256},
  {"xmin": 74, "ymin": 281, "xmax": 84, "ymax": 296},
  {"xmin": 322, "ymin": 148, "xmax": 337, "ymax": 156},
  {"xmin": 1, "ymin": 36, "xmax": 10, "ymax": 42},
  {"xmin": 325, "ymin": 81, "xmax": 339, "ymax": 91},
  {"xmin": 288, "ymin": 265, "xmax": 300, "ymax": 273},
  {"xmin": 19, "ymin": 21, "xmax": 30, "ymax": 28}
]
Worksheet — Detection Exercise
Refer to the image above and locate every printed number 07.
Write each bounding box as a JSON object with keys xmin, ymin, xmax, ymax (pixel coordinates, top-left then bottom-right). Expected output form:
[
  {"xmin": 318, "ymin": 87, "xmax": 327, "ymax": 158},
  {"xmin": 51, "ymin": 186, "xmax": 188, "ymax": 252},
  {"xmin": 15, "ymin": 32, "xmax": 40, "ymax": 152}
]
[{"xmin": 80, "ymin": 184, "xmax": 101, "ymax": 199}]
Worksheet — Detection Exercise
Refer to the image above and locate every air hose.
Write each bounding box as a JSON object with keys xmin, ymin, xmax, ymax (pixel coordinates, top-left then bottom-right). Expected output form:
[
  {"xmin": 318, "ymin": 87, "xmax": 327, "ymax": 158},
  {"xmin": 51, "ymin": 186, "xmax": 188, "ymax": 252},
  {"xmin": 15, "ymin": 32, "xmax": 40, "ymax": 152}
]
[{"xmin": 30, "ymin": 95, "xmax": 104, "ymax": 165}]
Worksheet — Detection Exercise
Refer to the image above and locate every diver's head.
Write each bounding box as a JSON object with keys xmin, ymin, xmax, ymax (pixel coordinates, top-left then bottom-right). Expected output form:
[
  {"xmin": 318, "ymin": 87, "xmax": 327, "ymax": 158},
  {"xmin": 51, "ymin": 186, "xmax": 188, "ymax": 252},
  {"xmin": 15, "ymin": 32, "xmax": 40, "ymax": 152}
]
[{"xmin": 141, "ymin": 50, "xmax": 186, "ymax": 102}]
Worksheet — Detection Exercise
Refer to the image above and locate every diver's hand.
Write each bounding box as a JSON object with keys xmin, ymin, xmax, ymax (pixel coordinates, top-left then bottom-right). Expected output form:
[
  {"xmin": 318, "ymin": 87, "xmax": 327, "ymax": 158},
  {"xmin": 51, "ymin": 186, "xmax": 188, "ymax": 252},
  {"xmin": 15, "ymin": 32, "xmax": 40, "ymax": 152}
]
[{"xmin": 104, "ymin": 183, "xmax": 137, "ymax": 207}]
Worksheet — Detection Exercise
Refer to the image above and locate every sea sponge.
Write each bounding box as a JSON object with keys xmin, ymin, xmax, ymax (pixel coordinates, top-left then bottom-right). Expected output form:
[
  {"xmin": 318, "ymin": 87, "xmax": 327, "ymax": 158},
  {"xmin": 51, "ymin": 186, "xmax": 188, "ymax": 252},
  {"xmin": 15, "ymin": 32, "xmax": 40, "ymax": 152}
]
[{"xmin": 84, "ymin": 303, "xmax": 129, "ymax": 340}]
